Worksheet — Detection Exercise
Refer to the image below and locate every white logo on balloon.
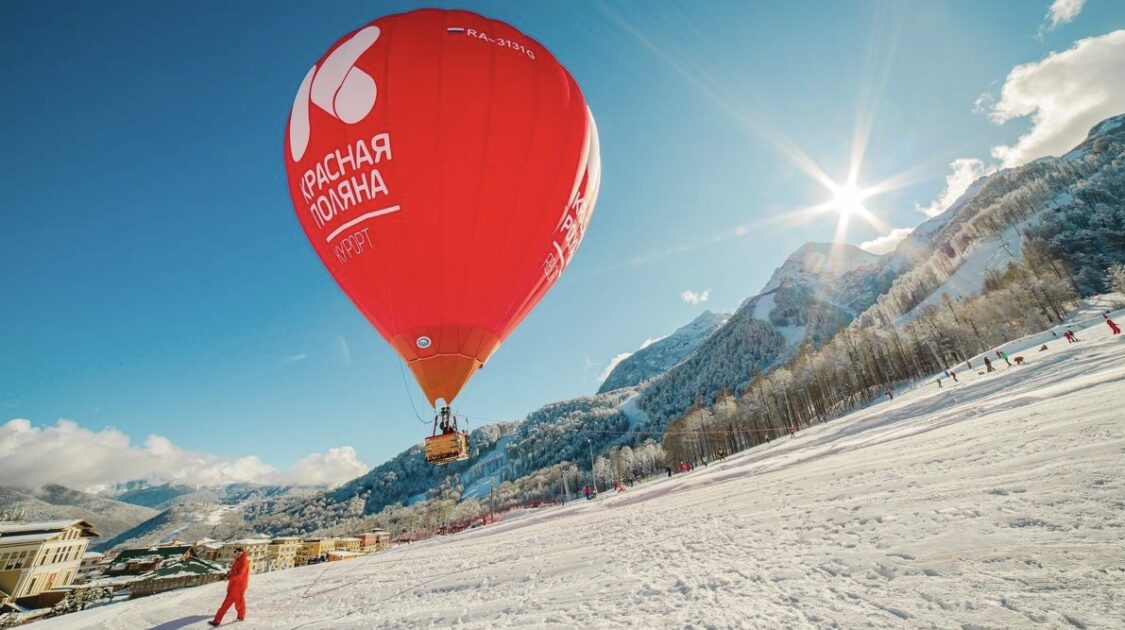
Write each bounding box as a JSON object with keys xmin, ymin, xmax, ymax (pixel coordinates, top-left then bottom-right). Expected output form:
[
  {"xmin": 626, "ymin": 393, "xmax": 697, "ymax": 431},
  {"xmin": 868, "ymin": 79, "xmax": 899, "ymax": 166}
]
[{"xmin": 289, "ymin": 26, "xmax": 381, "ymax": 161}]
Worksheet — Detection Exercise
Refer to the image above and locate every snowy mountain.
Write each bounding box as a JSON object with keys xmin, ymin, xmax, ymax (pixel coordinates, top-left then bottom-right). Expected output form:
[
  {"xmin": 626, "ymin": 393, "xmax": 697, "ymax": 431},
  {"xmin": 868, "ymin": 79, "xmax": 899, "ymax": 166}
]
[
  {"xmin": 224, "ymin": 113, "xmax": 1125, "ymax": 544},
  {"xmin": 110, "ymin": 482, "xmax": 305, "ymax": 511},
  {"xmin": 109, "ymin": 483, "xmax": 199, "ymax": 510},
  {"xmin": 598, "ymin": 311, "xmax": 729, "ymax": 393},
  {"xmin": 0, "ymin": 484, "xmax": 158, "ymax": 541},
  {"xmin": 761, "ymin": 242, "xmax": 882, "ymax": 295},
  {"xmin": 634, "ymin": 242, "xmax": 894, "ymax": 423},
  {"xmin": 863, "ymin": 112, "xmax": 1125, "ymax": 326},
  {"xmin": 91, "ymin": 483, "xmax": 320, "ymax": 550}
]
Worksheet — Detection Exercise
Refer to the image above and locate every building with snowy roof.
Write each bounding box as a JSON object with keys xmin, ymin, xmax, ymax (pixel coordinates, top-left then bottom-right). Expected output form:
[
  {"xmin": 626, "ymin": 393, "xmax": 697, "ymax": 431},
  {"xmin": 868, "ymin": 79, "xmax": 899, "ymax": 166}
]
[
  {"xmin": 0, "ymin": 519, "xmax": 100, "ymax": 606},
  {"xmin": 128, "ymin": 557, "xmax": 227, "ymax": 599}
]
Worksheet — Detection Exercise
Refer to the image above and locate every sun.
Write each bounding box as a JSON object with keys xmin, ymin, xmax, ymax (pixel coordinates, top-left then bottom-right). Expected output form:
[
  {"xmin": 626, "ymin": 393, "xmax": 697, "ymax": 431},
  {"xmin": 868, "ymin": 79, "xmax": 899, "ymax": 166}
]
[{"xmin": 830, "ymin": 182, "xmax": 868, "ymax": 217}]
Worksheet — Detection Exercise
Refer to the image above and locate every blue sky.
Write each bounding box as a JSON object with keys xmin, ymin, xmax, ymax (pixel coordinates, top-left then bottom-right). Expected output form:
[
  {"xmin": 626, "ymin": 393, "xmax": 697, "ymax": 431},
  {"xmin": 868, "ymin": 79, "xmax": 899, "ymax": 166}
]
[{"xmin": 3, "ymin": 0, "xmax": 1123, "ymax": 483}]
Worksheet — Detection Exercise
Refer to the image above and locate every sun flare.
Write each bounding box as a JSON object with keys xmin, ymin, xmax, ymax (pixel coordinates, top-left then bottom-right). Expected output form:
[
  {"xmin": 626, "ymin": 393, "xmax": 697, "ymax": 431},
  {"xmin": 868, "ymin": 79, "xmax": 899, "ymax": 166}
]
[{"xmin": 830, "ymin": 182, "xmax": 868, "ymax": 217}]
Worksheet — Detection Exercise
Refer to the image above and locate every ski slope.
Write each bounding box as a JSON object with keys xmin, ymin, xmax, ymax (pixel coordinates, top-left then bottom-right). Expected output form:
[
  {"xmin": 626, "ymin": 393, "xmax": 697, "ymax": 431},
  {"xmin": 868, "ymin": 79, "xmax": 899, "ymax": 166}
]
[{"xmin": 41, "ymin": 306, "xmax": 1125, "ymax": 629}]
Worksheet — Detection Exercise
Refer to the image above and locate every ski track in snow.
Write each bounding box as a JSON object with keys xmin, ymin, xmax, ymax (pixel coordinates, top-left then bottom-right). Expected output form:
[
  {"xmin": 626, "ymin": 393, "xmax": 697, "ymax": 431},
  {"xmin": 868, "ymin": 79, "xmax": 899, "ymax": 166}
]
[{"xmin": 40, "ymin": 308, "xmax": 1125, "ymax": 629}]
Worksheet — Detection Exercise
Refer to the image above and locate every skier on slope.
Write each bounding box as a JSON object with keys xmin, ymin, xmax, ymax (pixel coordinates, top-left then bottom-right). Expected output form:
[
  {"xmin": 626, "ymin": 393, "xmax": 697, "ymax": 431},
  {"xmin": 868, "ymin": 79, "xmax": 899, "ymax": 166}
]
[
  {"xmin": 210, "ymin": 546, "xmax": 250, "ymax": 626},
  {"xmin": 999, "ymin": 351, "xmax": 1011, "ymax": 367},
  {"xmin": 949, "ymin": 369, "xmax": 958, "ymax": 382},
  {"xmin": 884, "ymin": 389, "xmax": 893, "ymax": 401},
  {"xmin": 1107, "ymin": 319, "xmax": 1121, "ymax": 335},
  {"xmin": 984, "ymin": 356, "xmax": 995, "ymax": 373}
]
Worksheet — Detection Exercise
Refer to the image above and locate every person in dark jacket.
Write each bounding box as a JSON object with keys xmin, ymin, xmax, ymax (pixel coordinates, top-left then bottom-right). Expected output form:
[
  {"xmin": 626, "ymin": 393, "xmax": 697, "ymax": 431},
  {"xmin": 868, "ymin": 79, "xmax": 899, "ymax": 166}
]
[
  {"xmin": 210, "ymin": 547, "xmax": 250, "ymax": 626},
  {"xmin": 984, "ymin": 356, "xmax": 995, "ymax": 373}
]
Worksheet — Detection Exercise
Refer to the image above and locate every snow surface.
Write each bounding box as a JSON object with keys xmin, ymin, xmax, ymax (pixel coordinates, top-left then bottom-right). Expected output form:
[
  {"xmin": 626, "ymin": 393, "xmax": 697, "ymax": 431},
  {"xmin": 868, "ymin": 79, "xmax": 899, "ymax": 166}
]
[
  {"xmin": 751, "ymin": 292, "xmax": 775, "ymax": 321},
  {"xmin": 460, "ymin": 435, "xmax": 516, "ymax": 501},
  {"xmin": 618, "ymin": 391, "xmax": 650, "ymax": 430},
  {"xmin": 40, "ymin": 309, "xmax": 1125, "ymax": 629}
]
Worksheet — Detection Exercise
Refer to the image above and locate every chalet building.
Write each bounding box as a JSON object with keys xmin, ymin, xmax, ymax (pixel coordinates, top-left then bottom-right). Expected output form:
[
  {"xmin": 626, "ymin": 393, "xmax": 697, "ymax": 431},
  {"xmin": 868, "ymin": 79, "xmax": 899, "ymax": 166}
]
[
  {"xmin": 193, "ymin": 540, "xmax": 224, "ymax": 562},
  {"xmin": 0, "ymin": 520, "xmax": 99, "ymax": 603},
  {"xmin": 356, "ymin": 530, "xmax": 390, "ymax": 552},
  {"xmin": 129, "ymin": 557, "xmax": 227, "ymax": 599},
  {"xmin": 335, "ymin": 537, "xmax": 362, "ymax": 553},
  {"xmin": 217, "ymin": 538, "xmax": 270, "ymax": 574},
  {"xmin": 296, "ymin": 539, "xmax": 335, "ymax": 567},
  {"xmin": 267, "ymin": 537, "xmax": 301, "ymax": 571}
]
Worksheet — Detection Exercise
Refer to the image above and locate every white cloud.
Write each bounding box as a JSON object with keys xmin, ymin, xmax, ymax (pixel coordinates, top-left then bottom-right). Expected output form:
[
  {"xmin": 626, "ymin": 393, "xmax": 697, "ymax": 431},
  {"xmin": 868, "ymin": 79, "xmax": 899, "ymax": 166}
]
[
  {"xmin": 860, "ymin": 227, "xmax": 914, "ymax": 255},
  {"xmin": 597, "ymin": 352, "xmax": 633, "ymax": 382},
  {"xmin": 916, "ymin": 158, "xmax": 991, "ymax": 218},
  {"xmin": 1042, "ymin": 0, "xmax": 1086, "ymax": 35},
  {"xmin": 0, "ymin": 418, "xmax": 368, "ymax": 491},
  {"xmin": 288, "ymin": 446, "xmax": 368, "ymax": 487},
  {"xmin": 282, "ymin": 353, "xmax": 307, "ymax": 365},
  {"xmin": 920, "ymin": 31, "xmax": 1123, "ymax": 224},
  {"xmin": 680, "ymin": 289, "xmax": 711, "ymax": 304},
  {"xmin": 990, "ymin": 30, "xmax": 1125, "ymax": 166},
  {"xmin": 972, "ymin": 92, "xmax": 995, "ymax": 115}
]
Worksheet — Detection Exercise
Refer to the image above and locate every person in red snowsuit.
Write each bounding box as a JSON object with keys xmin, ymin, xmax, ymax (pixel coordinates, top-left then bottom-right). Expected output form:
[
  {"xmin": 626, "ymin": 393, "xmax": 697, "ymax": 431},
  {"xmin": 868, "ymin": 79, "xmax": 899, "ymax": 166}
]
[
  {"xmin": 211, "ymin": 548, "xmax": 249, "ymax": 626},
  {"xmin": 1108, "ymin": 319, "xmax": 1121, "ymax": 335}
]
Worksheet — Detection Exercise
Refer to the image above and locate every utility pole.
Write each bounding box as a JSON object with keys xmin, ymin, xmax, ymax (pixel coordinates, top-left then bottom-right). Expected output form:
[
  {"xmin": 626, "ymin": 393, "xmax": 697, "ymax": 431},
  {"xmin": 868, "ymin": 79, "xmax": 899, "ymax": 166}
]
[
  {"xmin": 489, "ymin": 480, "xmax": 495, "ymax": 524},
  {"xmin": 587, "ymin": 439, "xmax": 597, "ymax": 492},
  {"xmin": 561, "ymin": 468, "xmax": 570, "ymax": 503}
]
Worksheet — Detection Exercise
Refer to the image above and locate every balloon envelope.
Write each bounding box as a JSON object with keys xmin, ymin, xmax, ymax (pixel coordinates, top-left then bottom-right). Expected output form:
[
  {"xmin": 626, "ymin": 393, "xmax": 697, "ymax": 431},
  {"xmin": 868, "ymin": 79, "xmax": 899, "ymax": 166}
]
[{"xmin": 285, "ymin": 9, "xmax": 600, "ymax": 407}]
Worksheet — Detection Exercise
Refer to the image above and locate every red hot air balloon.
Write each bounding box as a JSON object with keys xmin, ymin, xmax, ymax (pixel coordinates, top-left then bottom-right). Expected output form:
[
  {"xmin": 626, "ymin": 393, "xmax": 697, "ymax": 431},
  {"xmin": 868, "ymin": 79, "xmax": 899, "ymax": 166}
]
[{"xmin": 285, "ymin": 10, "xmax": 600, "ymax": 413}]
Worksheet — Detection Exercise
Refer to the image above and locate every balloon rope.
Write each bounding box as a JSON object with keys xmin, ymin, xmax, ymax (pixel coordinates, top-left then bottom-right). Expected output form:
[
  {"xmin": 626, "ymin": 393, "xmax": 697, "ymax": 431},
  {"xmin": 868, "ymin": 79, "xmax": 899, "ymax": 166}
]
[
  {"xmin": 395, "ymin": 354, "xmax": 429, "ymax": 425},
  {"xmin": 367, "ymin": 190, "xmax": 429, "ymax": 426}
]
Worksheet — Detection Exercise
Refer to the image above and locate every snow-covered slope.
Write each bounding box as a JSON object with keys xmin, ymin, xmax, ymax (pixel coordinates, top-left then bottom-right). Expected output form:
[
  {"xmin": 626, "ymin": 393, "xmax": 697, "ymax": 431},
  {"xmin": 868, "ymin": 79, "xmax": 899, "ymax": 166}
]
[
  {"xmin": 598, "ymin": 310, "xmax": 729, "ymax": 393},
  {"xmin": 876, "ymin": 113, "xmax": 1125, "ymax": 324},
  {"xmin": 890, "ymin": 175, "xmax": 991, "ymax": 266},
  {"xmin": 634, "ymin": 242, "xmax": 892, "ymax": 423},
  {"xmin": 40, "ymin": 308, "xmax": 1125, "ymax": 629}
]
